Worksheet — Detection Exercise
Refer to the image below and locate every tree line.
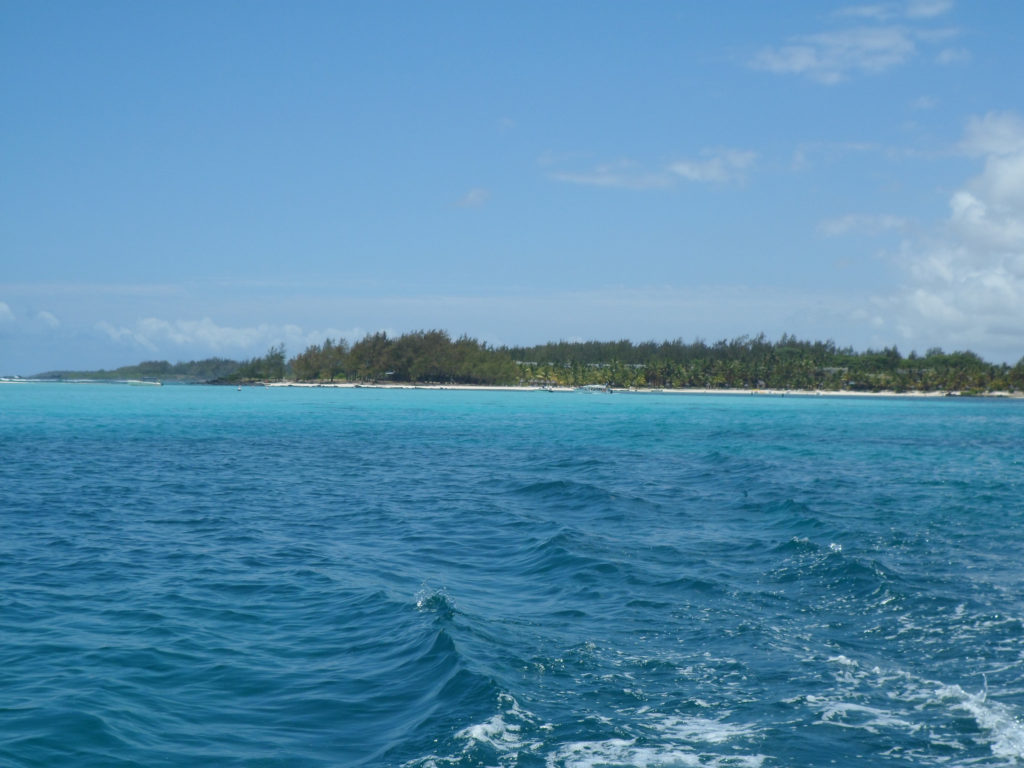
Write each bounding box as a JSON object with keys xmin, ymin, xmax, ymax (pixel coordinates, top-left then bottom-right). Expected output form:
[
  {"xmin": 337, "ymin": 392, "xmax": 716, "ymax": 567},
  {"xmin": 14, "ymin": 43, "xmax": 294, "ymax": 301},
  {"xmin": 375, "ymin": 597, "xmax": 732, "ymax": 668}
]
[
  {"xmin": 280, "ymin": 331, "xmax": 1024, "ymax": 393},
  {"xmin": 32, "ymin": 357, "xmax": 242, "ymax": 383},
  {"xmin": 32, "ymin": 331, "xmax": 1024, "ymax": 393},
  {"xmin": 287, "ymin": 331, "xmax": 518, "ymax": 385}
]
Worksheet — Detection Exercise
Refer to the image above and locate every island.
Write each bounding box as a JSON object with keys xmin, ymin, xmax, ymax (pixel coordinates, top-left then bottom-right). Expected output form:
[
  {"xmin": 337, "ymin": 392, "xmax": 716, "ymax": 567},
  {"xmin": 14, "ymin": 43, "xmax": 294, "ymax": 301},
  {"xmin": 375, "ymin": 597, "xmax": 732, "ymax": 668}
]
[{"xmin": 24, "ymin": 331, "xmax": 1024, "ymax": 396}]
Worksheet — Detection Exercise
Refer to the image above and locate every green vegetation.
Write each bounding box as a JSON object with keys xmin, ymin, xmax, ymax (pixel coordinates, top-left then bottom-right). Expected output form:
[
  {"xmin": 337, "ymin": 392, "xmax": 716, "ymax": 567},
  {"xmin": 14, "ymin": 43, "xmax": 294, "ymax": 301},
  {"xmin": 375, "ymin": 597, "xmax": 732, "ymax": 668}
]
[
  {"xmin": 31, "ymin": 332, "xmax": 1024, "ymax": 393},
  {"xmin": 289, "ymin": 331, "xmax": 518, "ymax": 385},
  {"xmin": 32, "ymin": 357, "xmax": 242, "ymax": 383},
  {"xmin": 231, "ymin": 344, "xmax": 286, "ymax": 382},
  {"xmin": 283, "ymin": 331, "xmax": 1024, "ymax": 392},
  {"xmin": 508, "ymin": 335, "xmax": 1024, "ymax": 393}
]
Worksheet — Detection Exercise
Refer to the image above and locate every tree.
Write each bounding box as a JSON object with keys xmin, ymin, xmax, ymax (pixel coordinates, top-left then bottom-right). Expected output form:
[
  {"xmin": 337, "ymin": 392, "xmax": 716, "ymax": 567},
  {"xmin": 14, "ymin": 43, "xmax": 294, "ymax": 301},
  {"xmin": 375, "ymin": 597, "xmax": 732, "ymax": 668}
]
[
  {"xmin": 263, "ymin": 344, "xmax": 286, "ymax": 380},
  {"xmin": 348, "ymin": 332, "xmax": 391, "ymax": 381}
]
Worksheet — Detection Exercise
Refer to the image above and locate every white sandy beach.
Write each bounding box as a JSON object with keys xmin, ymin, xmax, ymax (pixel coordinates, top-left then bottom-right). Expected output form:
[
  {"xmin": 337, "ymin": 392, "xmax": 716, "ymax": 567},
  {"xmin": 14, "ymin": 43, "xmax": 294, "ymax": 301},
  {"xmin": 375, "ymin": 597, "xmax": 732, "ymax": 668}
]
[{"xmin": 263, "ymin": 381, "xmax": 1023, "ymax": 398}]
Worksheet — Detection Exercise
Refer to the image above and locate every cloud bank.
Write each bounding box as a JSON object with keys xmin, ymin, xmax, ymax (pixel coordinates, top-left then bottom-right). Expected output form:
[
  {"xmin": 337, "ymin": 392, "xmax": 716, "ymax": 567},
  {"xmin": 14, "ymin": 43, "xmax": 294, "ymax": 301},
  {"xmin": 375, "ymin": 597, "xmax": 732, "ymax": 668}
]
[
  {"xmin": 883, "ymin": 112, "xmax": 1024, "ymax": 360},
  {"xmin": 95, "ymin": 317, "xmax": 358, "ymax": 359}
]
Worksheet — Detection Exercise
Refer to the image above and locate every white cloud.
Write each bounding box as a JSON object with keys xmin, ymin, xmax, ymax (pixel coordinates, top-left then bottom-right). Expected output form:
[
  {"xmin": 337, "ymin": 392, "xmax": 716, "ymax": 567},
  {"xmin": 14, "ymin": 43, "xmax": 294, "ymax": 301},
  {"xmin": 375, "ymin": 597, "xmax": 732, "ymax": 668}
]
[
  {"xmin": 790, "ymin": 139, "xmax": 925, "ymax": 173},
  {"xmin": 94, "ymin": 316, "xmax": 365, "ymax": 360},
  {"xmin": 96, "ymin": 320, "xmax": 159, "ymax": 351},
  {"xmin": 936, "ymin": 46, "xmax": 969, "ymax": 64},
  {"xmin": 670, "ymin": 149, "xmax": 757, "ymax": 183},
  {"xmin": 552, "ymin": 151, "xmax": 755, "ymax": 189},
  {"xmin": 0, "ymin": 301, "xmax": 14, "ymax": 323},
  {"xmin": 879, "ymin": 113, "xmax": 1024, "ymax": 362},
  {"xmin": 36, "ymin": 310, "xmax": 59, "ymax": 328},
  {"xmin": 905, "ymin": 0, "xmax": 953, "ymax": 19},
  {"xmin": 836, "ymin": 1, "xmax": 952, "ymax": 21},
  {"xmin": 456, "ymin": 188, "xmax": 490, "ymax": 207},
  {"xmin": 753, "ymin": 1, "xmax": 958, "ymax": 84},
  {"xmin": 793, "ymin": 142, "xmax": 857, "ymax": 171},
  {"xmin": 549, "ymin": 160, "xmax": 673, "ymax": 190},
  {"xmin": 820, "ymin": 213, "xmax": 910, "ymax": 236},
  {"xmin": 752, "ymin": 27, "xmax": 916, "ymax": 84},
  {"xmin": 960, "ymin": 112, "xmax": 1024, "ymax": 157},
  {"xmin": 836, "ymin": 5, "xmax": 895, "ymax": 21},
  {"xmin": 119, "ymin": 317, "xmax": 275, "ymax": 352}
]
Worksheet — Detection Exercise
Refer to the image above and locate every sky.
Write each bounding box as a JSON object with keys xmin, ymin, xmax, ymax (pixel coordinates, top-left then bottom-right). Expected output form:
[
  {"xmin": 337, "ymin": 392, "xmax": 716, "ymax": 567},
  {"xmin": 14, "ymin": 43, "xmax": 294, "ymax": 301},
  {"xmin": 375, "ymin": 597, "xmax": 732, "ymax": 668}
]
[{"xmin": 2, "ymin": 0, "xmax": 1024, "ymax": 374}]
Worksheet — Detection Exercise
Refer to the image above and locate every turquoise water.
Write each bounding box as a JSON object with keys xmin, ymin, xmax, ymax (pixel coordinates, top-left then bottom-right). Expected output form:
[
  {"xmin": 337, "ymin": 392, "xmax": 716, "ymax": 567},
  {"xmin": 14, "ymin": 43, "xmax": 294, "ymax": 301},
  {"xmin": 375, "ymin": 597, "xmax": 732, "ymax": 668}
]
[{"xmin": 1, "ymin": 384, "xmax": 1023, "ymax": 767}]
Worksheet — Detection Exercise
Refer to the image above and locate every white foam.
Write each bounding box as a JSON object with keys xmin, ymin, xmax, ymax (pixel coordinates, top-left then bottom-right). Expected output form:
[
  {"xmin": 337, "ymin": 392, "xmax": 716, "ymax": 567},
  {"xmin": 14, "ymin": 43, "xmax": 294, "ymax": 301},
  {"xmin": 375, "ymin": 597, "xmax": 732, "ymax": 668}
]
[
  {"xmin": 545, "ymin": 711, "xmax": 766, "ymax": 768},
  {"xmin": 454, "ymin": 693, "xmax": 546, "ymax": 754},
  {"xmin": 810, "ymin": 651, "xmax": 1024, "ymax": 763},
  {"xmin": 827, "ymin": 654, "xmax": 857, "ymax": 667},
  {"xmin": 413, "ymin": 699, "xmax": 768, "ymax": 768},
  {"xmin": 547, "ymin": 738, "xmax": 767, "ymax": 768},
  {"xmin": 816, "ymin": 701, "xmax": 917, "ymax": 734},
  {"xmin": 456, "ymin": 713, "xmax": 524, "ymax": 751},
  {"xmin": 403, "ymin": 693, "xmax": 547, "ymax": 767},
  {"xmin": 944, "ymin": 684, "xmax": 1024, "ymax": 762},
  {"xmin": 655, "ymin": 714, "xmax": 757, "ymax": 744},
  {"xmin": 547, "ymin": 738, "xmax": 701, "ymax": 768},
  {"xmin": 414, "ymin": 585, "xmax": 454, "ymax": 612}
]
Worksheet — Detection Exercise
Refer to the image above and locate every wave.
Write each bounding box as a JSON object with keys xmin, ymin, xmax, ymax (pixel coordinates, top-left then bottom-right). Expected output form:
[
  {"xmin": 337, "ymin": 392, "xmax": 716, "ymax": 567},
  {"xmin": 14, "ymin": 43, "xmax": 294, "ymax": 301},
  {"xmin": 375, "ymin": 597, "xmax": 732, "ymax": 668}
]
[
  {"xmin": 490, "ymin": 529, "xmax": 628, "ymax": 591},
  {"xmin": 949, "ymin": 682, "xmax": 1024, "ymax": 762},
  {"xmin": 506, "ymin": 478, "xmax": 627, "ymax": 522},
  {"xmin": 766, "ymin": 536, "xmax": 907, "ymax": 608},
  {"xmin": 404, "ymin": 696, "xmax": 769, "ymax": 768},
  {"xmin": 794, "ymin": 653, "xmax": 1024, "ymax": 765}
]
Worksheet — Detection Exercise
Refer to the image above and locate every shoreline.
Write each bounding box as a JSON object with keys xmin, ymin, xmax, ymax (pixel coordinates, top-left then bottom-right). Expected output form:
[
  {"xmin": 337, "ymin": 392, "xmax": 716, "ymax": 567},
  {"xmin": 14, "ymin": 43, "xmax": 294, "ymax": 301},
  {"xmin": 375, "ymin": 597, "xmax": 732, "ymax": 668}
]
[
  {"xmin": 263, "ymin": 381, "xmax": 1024, "ymax": 398},
  {"xmin": 6, "ymin": 378, "xmax": 1020, "ymax": 397}
]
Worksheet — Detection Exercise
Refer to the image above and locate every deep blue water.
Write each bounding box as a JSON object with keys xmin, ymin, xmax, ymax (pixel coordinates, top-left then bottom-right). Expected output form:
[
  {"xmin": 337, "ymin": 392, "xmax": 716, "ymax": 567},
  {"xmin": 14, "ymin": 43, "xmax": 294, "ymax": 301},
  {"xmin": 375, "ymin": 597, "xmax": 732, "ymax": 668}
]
[{"xmin": 1, "ymin": 383, "xmax": 1022, "ymax": 767}]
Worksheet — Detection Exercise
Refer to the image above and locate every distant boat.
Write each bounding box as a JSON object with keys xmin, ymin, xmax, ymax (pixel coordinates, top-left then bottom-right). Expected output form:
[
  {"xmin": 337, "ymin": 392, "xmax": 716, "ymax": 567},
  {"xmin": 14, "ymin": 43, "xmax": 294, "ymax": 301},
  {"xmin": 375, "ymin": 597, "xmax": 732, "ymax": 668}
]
[{"xmin": 576, "ymin": 384, "xmax": 612, "ymax": 394}]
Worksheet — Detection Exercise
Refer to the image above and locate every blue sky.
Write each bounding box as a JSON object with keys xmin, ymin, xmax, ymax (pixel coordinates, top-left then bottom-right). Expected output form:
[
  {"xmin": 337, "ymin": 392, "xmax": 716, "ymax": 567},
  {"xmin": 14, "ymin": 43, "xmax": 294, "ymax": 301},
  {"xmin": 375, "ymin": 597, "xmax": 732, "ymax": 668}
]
[{"xmin": 3, "ymin": 0, "xmax": 1024, "ymax": 373}]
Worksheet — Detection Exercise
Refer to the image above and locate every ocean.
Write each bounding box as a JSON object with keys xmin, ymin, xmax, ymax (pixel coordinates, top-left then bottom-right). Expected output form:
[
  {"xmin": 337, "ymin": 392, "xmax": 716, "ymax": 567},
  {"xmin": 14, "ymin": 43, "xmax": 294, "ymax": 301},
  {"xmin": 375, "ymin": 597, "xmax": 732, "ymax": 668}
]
[{"xmin": 1, "ymin": 383, "xmax": 1022, "ymax": 767}]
